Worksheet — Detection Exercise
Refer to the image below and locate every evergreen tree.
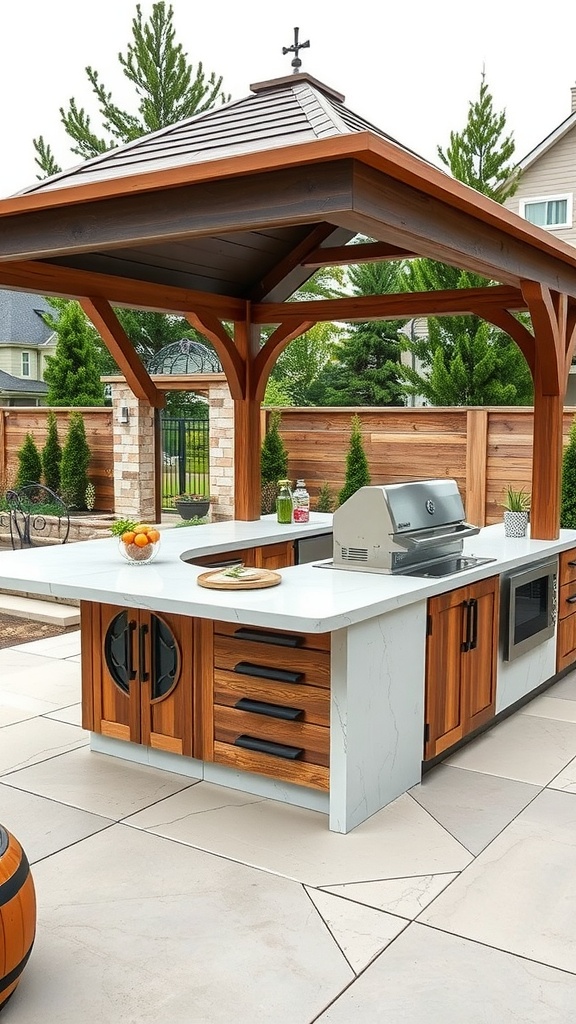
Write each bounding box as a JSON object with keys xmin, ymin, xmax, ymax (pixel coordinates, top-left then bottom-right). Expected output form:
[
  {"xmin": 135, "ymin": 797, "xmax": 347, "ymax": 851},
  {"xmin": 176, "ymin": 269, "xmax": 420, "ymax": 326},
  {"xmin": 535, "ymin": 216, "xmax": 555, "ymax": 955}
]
[
  {"xmin": 43, "ymin": 301, "xmax": 106, "ymax": 406},
  {"xmin": 438, "ymin": 70, "xmax": 519, "ymax": 202},
  {"xmin": 60, "ymin": 413, "xmax": 91, "ymax": 509},
  {"xmin": 338, "ymin": 415, "xmax": 371, "ymax": 506},
  {"xmin": 561, "ymin": 420, "xmax": 576, "ymax": 529},
  {"xmin": 41, "ymin": 412, "xmax": 62, "ymax": 493},
  {"xmin": 15, "ymin": 434, "xmax": 42, "ymax": 488},
  {"xmin": 261, "ymin": 411, "xmax": 288, "ymax": 485},
  {"xmin": 270, "ymin": 323, "xmax": 340, "ymax": 406},
  {"xmin": 33, "ymin": 2, "xmax": 228, "ymax": 176}
]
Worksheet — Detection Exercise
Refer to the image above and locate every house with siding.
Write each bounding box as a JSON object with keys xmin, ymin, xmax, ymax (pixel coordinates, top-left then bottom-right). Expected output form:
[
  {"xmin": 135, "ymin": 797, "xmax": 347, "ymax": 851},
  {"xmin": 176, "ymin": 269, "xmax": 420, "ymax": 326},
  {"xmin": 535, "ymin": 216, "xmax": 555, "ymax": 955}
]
[
  {"xmin": 0, "ymin": 291, "xmax": 55, "ymax": 405},
  {"xmin": 504, "ymin": 83, "xmax": 576, "ymax": 402}
]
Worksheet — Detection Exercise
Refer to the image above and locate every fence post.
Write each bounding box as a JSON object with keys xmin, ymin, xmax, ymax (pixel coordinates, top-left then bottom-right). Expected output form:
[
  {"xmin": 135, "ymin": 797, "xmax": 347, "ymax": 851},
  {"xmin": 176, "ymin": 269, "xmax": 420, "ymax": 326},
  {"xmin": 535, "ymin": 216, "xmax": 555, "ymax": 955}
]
[
  {"xmin": 466, "ymin": 409, "xmax": 488, "ymax": 526},
  {"xmin": 0, "ymin": 411, "xmax": 5, "ymax": 493}
]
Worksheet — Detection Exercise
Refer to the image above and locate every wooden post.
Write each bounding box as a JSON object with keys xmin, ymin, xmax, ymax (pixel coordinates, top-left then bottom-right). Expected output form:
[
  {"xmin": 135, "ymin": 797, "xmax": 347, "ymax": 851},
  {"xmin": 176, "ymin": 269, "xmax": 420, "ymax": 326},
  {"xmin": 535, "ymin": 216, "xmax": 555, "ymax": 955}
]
[
  {"xmin": 233, "ymin": 317, "xmax": 261, "ymax": 520},
  {"xmin": 466, "ymin": 409, "xmax": 488, "ymax": 527},
  {"xmin": 0, "ymin": 410, "xmax": 6, "ymax": 493},
  {"xmin": 154, "ymin": 408, "xmax": 162, "ymax": 524},
  {"xmin": 531, "ymin": 388, "xmax": 563, "ymax": 540}
]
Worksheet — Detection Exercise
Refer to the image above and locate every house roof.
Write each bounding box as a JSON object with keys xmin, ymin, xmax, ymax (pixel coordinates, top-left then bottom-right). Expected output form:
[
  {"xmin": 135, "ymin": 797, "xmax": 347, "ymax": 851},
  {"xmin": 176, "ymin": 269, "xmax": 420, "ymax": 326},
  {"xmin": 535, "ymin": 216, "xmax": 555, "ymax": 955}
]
[
  {"xmin": 0, "ymin": 291, "xmax": 54, "ymax": 345},
  {"xmin": 17, "ymin": 74, "xmax": 427, "ymax": 197},
  {"xmin": 516, "ymin": 110, "xmax": 576, "ymax": 172},
  {"xmin": 0, "ymin": 368, "xmax": 48, "ymax": 394}
]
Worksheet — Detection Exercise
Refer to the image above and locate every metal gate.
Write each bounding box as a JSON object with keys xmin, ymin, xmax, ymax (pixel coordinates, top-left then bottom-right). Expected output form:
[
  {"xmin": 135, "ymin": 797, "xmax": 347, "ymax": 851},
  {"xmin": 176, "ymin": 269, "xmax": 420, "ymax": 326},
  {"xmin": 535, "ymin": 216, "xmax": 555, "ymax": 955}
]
[{"xmin": 161, "ymin": 417, "xmax": 209, "ymax": 509}]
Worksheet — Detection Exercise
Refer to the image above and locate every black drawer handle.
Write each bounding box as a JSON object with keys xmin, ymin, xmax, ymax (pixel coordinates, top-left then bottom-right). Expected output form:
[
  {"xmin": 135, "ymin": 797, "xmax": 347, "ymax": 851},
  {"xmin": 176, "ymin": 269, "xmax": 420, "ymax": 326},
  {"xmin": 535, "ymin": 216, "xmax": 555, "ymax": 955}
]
[
  {"xmin": 568, "ymin": 560, "xmax": 576, "ymax": 567},
  {"xmin": 233, "ymin": 662, "xmax": 304, "ymax": 684},
  {"xmin": 234, "ymin": 628, "xmax": 303, "ymax": 648},
  {"xmin": 566, "ymin": 595, "xmax": 576, "ymax": 604},
  {"xmin": 234, "ymin": 698, "xmax": 303, "ymax": 720},
  {"xmin": 234, "ymin": 735, "xmax": 303, "ymax": 759}
]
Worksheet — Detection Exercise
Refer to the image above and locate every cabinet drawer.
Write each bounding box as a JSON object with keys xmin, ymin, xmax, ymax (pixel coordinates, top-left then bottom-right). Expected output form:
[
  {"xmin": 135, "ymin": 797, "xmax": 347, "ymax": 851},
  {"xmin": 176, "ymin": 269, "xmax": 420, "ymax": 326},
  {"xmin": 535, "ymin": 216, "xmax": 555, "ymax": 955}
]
[
  {"xmin": 213, "ymin": 620, "xmax": 331, "ymax": 652},
  {"xmin": 559, "ymin": 581, "xmax": 576, "ymax": 620},
  {"xmin": 213, "ymin": 635, "xmax": 330, "ymax": 688},
  {"xmin": 557, "ymin": 616, "xmax": 576, "ymax": 672},
  {"xmin": 214, "ymin": 705, "xmax": 329, "ymax": 766},
  {"xmin": 213, "ymin": 741, "xmax": 329, "ymax": 791},
  {"xmin": 214, "ymin": 668, "xmax": 330, "ymax": 726},
  {"xmin": 560, "ymin": 549, "xmax": 576, "ymax": 586}
]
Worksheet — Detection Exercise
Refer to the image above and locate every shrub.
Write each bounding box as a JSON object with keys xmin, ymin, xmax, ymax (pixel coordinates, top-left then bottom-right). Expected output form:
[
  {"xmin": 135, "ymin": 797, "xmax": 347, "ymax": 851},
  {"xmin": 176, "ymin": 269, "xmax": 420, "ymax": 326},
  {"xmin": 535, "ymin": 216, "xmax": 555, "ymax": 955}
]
[
  {"xmin": 338, "ymin": 414, "xmax": 371, "ymax": 507},
  {"xmin": 261, "ymin": 411, "xmax": 288, "ymax": 485},
  {"xmin": 260, "ymin": 480, "xmax": 278, "ymax": 516},
  {"xmin": 15, "ymin": 433, "xmax": 42, "ymax": 488},
  {"xmin": 41, "ymin": 412, "xmax": 62, "ymax": 493},
  {"xmin": 561, "ymin": 418, "xmax": 576, "ymax": 528},
  {"xmin": 316, "ymin": 481, "xmax": 336, "ymax": 513},
  {"xmin": 60, "ymin": 412, "xmax": 91, "ymax": 509}
]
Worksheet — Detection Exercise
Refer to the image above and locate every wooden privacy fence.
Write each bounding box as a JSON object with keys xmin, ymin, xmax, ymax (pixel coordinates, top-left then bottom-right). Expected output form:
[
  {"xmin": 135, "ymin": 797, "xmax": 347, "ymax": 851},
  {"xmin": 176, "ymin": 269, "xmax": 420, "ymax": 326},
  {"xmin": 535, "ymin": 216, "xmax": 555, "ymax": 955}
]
[
  {"xmin": 0, "ymin": 407, "xmax": 114, "ymax": 511},
  {"xmin": 264, "ymin": 406, "xmax": 576, "ymax": 526}
]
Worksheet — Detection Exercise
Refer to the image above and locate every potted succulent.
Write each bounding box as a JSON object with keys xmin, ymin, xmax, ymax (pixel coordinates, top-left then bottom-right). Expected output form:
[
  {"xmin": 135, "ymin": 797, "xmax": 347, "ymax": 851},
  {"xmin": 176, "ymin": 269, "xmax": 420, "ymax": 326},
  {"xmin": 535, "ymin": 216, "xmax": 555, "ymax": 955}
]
[
  {"xmin": 174, "ymin": 494, "xmax": 211, "ymax": 520},
  {"xmin": 502, "ymin": 485, "xmax": 530, "ymax": 538}
]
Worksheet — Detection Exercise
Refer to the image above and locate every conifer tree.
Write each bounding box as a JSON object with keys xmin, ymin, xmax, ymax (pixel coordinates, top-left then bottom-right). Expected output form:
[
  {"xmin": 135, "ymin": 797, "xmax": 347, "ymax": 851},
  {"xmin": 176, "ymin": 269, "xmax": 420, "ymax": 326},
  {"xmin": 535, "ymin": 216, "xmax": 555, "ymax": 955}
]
[
  {"xmin": 33, "ymin": 2, "xmax": 228, "ymax": 176},
  {"xmin": 338, "ymin": 415, "xmax": 371, "ymax": 506},
  {"xmin": 15, "ymin": 434, "xmax": 42, "ymax": 488},
  {"xmin": 261, "ymin": 412, "xmax": 288, "ymax": 485},
  {"xmin": 60, "ymin": 413, "xmax": 91, "ymax": 508},
  {"xmin": 41, "ymin": 412, "xmax": 62, "ymax": 493},
  {"xmin": 43, "ymin": 301, "xmax": 105, "ymax": 407}
]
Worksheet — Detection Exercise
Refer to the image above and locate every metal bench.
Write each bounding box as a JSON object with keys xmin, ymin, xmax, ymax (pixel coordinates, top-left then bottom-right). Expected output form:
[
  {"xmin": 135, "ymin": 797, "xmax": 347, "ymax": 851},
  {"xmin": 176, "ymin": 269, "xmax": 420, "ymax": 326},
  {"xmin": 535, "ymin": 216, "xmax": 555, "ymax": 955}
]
[{"xmin": 2, "ymin": 484, "xmax": 71, "ymax": 549}]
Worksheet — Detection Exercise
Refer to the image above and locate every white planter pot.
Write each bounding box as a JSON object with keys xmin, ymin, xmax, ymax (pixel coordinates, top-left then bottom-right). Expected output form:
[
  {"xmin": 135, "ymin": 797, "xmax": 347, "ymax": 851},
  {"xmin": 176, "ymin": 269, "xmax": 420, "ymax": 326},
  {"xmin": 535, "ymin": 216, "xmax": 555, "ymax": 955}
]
[{"xmin": 503, "ymin": 510, "xmax": 529, "ymax": 538}]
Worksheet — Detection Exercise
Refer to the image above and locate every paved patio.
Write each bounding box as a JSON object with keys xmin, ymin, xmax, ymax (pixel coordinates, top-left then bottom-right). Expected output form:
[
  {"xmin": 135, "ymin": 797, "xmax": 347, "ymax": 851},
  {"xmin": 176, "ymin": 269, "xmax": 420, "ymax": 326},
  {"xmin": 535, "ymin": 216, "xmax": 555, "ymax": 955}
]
[{"xmin": 1, "ymin": 630, "xmax": 576, "ymax": 1022}]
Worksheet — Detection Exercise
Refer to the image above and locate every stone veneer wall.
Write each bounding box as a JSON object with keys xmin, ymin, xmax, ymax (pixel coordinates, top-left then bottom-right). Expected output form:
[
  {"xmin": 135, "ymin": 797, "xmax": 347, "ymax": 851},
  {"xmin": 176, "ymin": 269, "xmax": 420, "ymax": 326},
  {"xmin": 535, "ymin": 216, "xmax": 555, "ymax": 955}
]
[
  {"xmin": 208, "ymin": 382, "xmax": 234, "ymax": 520},
  {"xmin": 111, "ymin": 383, "xmax": 156, "ymax": 521}
]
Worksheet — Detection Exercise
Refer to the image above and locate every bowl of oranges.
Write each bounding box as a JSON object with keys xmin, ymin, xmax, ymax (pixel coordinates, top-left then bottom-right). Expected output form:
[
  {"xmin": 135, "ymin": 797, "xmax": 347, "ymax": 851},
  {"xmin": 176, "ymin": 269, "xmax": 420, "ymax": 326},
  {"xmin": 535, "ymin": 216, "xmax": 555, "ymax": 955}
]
[{"xmin": 111, "ymin": 519, "xmax": 161, "ymax": 565}]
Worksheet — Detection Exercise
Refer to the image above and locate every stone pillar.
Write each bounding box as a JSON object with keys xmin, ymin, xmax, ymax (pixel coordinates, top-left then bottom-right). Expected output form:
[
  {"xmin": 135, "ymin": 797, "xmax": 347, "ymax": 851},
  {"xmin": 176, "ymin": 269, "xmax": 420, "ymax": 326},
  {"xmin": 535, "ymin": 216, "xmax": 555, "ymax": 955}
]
[
  {"xmin": 208, "ymin": 381, "xmax": 234, "ymax": 520},
  {"xmin": 110, "ymin": 382, "xmax": 157, "ymax": 522}
]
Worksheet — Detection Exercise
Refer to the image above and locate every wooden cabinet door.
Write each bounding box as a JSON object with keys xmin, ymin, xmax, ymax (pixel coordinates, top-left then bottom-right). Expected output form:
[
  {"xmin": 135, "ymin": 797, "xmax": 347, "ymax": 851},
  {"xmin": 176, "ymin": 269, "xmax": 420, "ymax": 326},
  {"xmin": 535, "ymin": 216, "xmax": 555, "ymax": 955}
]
[
  {"xmin": 254, "ymin": 541, "xmax": 295, "ymax": 571},
  {"xmin": 94, "ymin": 603, "xmax": 141, "ymax": 743},
  {"xmin": 424, "ymin": 588, "xmax": 467, "ymax": 759},
  {"xmin": 139, "ymin": 611, "xmax": 194, "ymax": 756},
  {"xmin": 463, "ymin": 577, "xmax": 498, "ymax": 732}
]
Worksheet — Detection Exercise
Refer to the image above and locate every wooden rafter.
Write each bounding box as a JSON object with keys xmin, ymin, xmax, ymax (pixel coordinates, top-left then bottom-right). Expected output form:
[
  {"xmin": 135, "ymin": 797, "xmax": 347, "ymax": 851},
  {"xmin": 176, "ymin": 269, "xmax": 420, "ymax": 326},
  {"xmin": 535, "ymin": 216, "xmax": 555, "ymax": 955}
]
[
  {"xmin": 0, "ymin": 260, "xmax": 244, "ymax": 319},
  {"xmin": 253, "ymin": 321, "xmax": 315, "ymax": 402},
  {"xmin": 303, "ymin": 241, "xmax": 417, "ymax": 267},
  {"xmin": 520, "ymin": 281, "xmax": 564, "ymax": 395},
  {"xmin": 252, "ymin": 285, "xmax": 526, "ymax": 325},
  {"xmin": 80, "ymin": 297, "xmax": 164, "ymax": 408},
  {"xmin": 249, "ymin": 223, "xmax": 342, "ymax": 302},
  {"xmin": 184, "ymin": 311, "xmax": 246, "ymax": 400}
]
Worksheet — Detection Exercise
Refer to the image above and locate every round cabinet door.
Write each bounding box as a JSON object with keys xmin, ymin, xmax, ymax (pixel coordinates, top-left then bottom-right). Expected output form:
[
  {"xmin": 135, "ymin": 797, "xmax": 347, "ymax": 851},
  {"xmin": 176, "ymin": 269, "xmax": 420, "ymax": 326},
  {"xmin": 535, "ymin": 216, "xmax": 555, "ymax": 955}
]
[
  {"xmin": 149, "ymin": 613, "xmax": 181, "ymax": 700},
  {"xmin": 103, "ymin": 611, "xmax": 135, "ymax": 693}
]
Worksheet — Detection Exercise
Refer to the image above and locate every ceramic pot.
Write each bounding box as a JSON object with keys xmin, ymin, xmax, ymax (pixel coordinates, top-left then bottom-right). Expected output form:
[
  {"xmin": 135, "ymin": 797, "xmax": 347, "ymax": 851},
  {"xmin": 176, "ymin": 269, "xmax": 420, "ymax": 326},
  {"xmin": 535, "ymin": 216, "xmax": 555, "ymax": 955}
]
[
  {"xmin": 174, "ymin": 500, "xmax": 210, "ymax": 520},
  {"xmin": 503, "ymin": 510, "xmax": 529, "ymax": 538}
]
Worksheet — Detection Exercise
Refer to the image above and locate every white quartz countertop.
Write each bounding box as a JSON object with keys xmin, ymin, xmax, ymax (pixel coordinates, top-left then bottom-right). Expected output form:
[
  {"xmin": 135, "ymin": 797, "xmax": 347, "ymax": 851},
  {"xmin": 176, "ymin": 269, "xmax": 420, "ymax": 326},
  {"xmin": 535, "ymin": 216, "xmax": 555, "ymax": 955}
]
[{"xmin": 1, "ymin": 518, "xmax": 575, "ymax": 633}]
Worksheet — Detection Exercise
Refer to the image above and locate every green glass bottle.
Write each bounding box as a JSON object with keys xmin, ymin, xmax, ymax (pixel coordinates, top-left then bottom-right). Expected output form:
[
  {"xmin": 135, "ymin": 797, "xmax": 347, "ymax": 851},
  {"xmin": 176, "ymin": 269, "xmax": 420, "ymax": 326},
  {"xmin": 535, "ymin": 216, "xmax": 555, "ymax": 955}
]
[{"xmin": 276, "ymin": 479, "xmax": 293, "ymax": 524}]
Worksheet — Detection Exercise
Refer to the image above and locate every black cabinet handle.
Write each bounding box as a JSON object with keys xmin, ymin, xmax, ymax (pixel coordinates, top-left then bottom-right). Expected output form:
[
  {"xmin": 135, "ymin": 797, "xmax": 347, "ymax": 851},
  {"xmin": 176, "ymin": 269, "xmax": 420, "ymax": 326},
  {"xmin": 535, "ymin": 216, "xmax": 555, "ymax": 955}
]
[
  {"xmin": 233, "ymin": 662, "xmax": 304, "ymax": 684},
  {"xmin": 568, "ymin": 561, "xmax": 576, "ymax": 567},
  {"xmin": 234, "ymin": 735, "xmax": 303, "ymax": 759},
  {"xmin": 234, "ymin": 698, "xmax": 303, "ymax": 720},
  {"xmin": 460, "ymin": 600, "xmax": 472, "ymax": 653},
  {"xmin": 567, "ymin": 595, "xmax": 576, "ymax": 604},
  {"xmin": 233, "ymin": 628, "xmax": 303, "ymax": 648},
  {"xmin": 139, "ymin": 623, "xmax": 149, "ymax": 682},
  {"xmin": 127, "ymin": 620, "xmax": 137, "ymax": 680},
  {"xmin": 469, "ymin": 598, "xmax": 478, "ymax": 650}
]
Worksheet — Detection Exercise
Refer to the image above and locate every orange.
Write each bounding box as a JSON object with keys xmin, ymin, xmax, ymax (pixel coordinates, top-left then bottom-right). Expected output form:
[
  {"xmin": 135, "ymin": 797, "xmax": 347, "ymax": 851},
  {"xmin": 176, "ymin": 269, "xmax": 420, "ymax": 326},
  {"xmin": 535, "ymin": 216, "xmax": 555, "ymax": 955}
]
[
  {"xmin": 134, "ymin": 533, "xmax": 151, "ymax": 548},
  {"xmin": 146, "ymin": 529, "xmax": 160, "ymax": 544},
  {"xmin": 134, "ymin": 524, "xmax": 150, "ymax": 534},
  {"xmin": 121, "ymin": 531, "xmax": 136, "ymax": 545}
]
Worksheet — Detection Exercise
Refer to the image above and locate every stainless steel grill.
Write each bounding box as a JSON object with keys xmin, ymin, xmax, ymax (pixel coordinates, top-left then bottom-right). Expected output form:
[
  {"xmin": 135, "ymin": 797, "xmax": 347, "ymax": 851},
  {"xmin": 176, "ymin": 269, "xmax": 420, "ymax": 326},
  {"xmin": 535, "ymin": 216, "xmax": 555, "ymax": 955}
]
[{"xmin": 328, "ymin": 479, "xmax": 494, "ymax": 578}]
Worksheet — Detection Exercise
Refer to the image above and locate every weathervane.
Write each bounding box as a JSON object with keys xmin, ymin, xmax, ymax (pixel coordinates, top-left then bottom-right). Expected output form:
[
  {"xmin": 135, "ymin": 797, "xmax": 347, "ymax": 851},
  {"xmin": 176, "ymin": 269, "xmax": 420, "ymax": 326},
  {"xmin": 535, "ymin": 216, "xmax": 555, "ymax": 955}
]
[{"xmin": 282, "ymin": 27, "xmax": 310, "ymax": 74}]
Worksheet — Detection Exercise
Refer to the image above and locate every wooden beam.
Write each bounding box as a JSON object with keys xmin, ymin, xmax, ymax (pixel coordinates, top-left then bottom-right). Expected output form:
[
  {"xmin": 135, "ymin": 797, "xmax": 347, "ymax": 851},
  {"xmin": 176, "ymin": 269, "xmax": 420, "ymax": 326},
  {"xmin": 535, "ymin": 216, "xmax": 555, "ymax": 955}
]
[
  {"xmin": 471, "ymin": 305, "xmax": 535, "ymax": 376},
  {"xmin": 521, "ymin": 281, "xmax": 563, "ymax": 396},
  {"xmin": 303, "ymin": 241, "xmax": 417, "ymax": 267},
  {"xmin": 80, "ymin": 297, "xmax": 165, "ymax": 408},
  {"xmin": 253, "ymin": 321, "xmax": 315, "ymax": 402},
  {"xmin": 184, "ymin": 311, "xmax": 246, "ymax": 400},
  {"xmin": 249, "ymin": 223, "xmax": 343, "ymax": 302},
  {"xmin": 0, "ymin": 260, "xmax": 244, "ymax": 319},
  {"xmin": 233, "ymin": 318, "xmax": 261, "ymax": 520},
  {"xmin": 531, "ymin": 389, "xmax": 563, "ymax": 539},
  {"xmin": 252, "ymin": 285, "xmax": 526, "ymax": 324}
]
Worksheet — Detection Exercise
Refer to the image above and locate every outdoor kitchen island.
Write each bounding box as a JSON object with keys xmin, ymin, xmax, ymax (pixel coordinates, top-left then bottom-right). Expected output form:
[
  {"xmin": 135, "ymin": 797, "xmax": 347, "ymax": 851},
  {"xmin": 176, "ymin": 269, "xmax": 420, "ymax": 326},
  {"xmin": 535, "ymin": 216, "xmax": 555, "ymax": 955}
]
[{"xmin": 1, "ymin": 515, "xmax": 576, "ymax": 833}]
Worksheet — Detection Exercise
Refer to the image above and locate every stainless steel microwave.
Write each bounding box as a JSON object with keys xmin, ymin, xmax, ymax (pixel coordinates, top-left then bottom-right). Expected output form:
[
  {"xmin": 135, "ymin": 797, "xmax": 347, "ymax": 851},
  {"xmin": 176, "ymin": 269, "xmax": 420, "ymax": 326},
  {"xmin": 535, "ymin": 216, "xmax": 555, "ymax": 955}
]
[{"xmin": 501, "ymin": 558, "xmax": 558, "ymax": 662}]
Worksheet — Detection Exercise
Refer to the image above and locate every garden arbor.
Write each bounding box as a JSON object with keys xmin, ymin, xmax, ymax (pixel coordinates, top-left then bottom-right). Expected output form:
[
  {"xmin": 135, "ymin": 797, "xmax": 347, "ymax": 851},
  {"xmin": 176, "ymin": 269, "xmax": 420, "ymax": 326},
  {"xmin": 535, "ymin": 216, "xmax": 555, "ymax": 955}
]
[{"xmin": 0, "ymin": 71, "xmax": 575, "ymax": 537}]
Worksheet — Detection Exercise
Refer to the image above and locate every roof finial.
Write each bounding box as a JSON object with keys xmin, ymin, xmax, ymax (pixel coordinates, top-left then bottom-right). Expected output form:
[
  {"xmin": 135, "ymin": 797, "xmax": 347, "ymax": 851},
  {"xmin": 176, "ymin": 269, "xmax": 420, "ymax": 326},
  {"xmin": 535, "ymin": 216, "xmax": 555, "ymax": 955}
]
[{"xmin": 282, "ymin": 27, "xmax": 310, "ymax": 74}]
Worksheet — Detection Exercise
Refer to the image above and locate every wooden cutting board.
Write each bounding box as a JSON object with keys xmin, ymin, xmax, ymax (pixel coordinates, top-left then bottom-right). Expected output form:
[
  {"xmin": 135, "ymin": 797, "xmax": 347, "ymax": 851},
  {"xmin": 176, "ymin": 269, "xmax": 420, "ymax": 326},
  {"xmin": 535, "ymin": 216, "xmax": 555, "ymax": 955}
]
[{"xmin": 196, "ymin": 568, "xmax": 282, "ymax": 590}]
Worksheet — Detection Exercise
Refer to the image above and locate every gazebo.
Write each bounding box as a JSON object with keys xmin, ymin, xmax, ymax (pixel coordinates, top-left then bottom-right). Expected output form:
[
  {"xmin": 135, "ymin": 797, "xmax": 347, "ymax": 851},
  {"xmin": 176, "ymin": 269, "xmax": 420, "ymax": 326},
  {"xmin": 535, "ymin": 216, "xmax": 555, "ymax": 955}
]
[{"xmin": 1, "ymin": 69, "xmax": 575, "ymax": 536}]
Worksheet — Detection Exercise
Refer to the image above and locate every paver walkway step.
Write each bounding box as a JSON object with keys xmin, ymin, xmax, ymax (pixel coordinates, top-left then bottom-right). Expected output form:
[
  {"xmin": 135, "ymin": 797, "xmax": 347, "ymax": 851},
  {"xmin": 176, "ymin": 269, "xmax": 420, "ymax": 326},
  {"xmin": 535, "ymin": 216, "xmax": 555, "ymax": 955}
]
[{"xmin": 0, "ymin": 594, "xmax": 80, "ymax": 627}]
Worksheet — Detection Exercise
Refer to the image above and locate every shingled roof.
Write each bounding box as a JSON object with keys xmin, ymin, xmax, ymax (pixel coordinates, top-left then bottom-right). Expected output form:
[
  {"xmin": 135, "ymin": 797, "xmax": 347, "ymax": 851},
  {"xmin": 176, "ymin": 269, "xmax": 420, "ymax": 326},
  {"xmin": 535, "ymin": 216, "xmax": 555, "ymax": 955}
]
[
  {"xmin": 0, "ymin": 291, "xmax": 54, "ymax": 345},
  {"xmin": 17, "ymin": 73, "xmax": 425, "ymax": 196},
  {"xmin": 0, "ymin": 369, "xmax": 48, "ymax": 394}
]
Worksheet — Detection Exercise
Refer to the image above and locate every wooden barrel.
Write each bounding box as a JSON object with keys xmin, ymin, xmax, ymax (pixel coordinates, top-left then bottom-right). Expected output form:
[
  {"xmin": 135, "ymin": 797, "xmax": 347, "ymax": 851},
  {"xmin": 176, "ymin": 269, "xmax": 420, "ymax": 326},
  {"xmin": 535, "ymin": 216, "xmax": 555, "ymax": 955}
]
[{"xmin": 0, "ymin": 825, "xmax": 36, "ymax": 1009}]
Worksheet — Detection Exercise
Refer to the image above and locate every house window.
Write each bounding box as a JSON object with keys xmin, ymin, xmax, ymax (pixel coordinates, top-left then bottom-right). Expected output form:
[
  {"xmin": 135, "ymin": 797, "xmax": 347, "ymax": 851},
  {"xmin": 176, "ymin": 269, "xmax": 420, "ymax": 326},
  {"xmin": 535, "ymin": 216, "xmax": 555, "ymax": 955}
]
[
  {"xmin": 21, "ymin": 352, "xmax": 30, "ymax": 377},
  {"xmin": 520, "ymin": 194, "xmax": 572, "ymax": 229}
]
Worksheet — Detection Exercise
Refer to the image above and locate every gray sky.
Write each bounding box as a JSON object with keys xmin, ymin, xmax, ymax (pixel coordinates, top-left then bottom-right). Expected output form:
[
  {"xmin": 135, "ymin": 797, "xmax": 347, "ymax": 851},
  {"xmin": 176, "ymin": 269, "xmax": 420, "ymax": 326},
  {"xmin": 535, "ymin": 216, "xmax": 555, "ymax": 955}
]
[{"xmin": 1, "ymin": 0, "xmax": 574, "ymax": 196}]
